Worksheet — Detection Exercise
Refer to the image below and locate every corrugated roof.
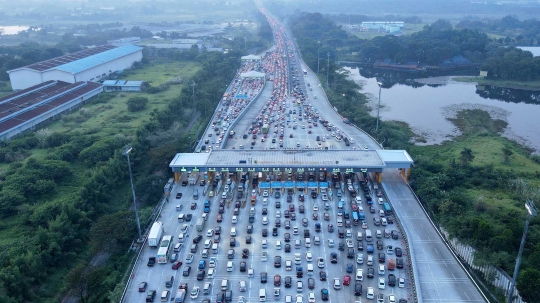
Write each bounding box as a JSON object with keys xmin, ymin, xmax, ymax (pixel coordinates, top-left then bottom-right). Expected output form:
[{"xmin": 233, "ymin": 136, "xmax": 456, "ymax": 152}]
[
  {"xmin": 102, "ymin": 80, "xmax": 144, "ymax": 87},
  {"xmin": 54, "ymin": 45, "xmax": 142, "ymax": 74}
]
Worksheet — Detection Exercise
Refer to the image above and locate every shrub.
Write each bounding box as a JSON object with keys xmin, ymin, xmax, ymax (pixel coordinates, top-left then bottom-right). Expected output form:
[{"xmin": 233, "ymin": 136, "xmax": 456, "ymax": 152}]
[{"xmin": 126, "ymin": 96, "xmax": 149, "ymax": 112}]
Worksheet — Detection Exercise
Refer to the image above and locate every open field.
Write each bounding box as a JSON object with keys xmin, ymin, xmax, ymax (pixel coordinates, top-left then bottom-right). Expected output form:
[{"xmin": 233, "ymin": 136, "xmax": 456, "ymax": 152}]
[{"xmin": 454, "ymin": 76, "xmax": 540, "ymax": 91}]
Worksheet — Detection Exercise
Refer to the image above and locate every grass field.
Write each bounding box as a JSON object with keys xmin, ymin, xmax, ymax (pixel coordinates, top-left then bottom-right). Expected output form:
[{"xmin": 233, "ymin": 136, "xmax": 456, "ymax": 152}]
[{"xmin": 454, "ymin": 76, "xmax": 540, "ymax": 91}]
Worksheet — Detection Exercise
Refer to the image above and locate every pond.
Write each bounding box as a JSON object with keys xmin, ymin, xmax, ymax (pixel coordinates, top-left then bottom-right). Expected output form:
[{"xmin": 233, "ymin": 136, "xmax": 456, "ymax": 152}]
[{"xmin": 345, "ymin": 67, "xmax": 540, "ymax": 152}]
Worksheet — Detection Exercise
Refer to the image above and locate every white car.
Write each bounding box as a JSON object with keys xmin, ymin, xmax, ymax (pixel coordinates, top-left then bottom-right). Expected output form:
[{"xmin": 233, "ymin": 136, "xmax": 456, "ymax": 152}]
[
  {"xmin": 181, "ymin": 224, "xmax": 189, "ymax": 234},
  {"xmin": 305, "ymin": 252, "xmax": 313, "ymax": 262},
  {"xmin": 317, "ymin": 257, "xmax": 325, "ymax": 268},
  {"xmin": 387, "ymin": 294, "xmax": 396, "ymax": 303},
  {"xmin": 386, "ymin": 245, "xmax": 394, "ymax": 254},
  {"xmin": 190, "ymin": 286, "xmax": 200, "ymax": 299},
  {"xmin": 232, "ymin": 216, "xmax": 238, "ymax": 224},
  {"xmin": 308, "ymin": 292, "xmax": 315, "ymax": 303},
  {"xmin": 333, "ymin": 278, "xmax": 341, "ymax": 290},
  {"xmin": 378, "ymin": 277, "xmax": 385, "ymax": 289},
  {"xmin": 206, "ymin": 229, "xmax": 214, "ymax": 237},
  {"xmin": 263, "ymin": 190, "xmax": 269, "ymax": 197},
  {"xmin": 276, "ymin": 211, "xmax": 281, "ymax": 218},
  {"xmin": 296, "ymin": 294, "xmax": 303, "ymax": 303},
  {"xmin": 209, "ymin": 257, "xmax": 217, "ymax": 268},
  {"xmin": 262, "ymin": 216, "xmax": 269, "ymax": 225},
  {"xmin": 285, "ymin": 295, "xmax": 293, "ymax": 303},
  {"xmin": 186, "ymin": 253, "xmax": 194, "ymax": 264},
  {"xmin": 313, "ymin": 204, "xmax": 319, "ymax": 211},
  {"xmin": 357, "ymin": 253, "xmax": 364, "ymax": 264},
  {"xmin": 294, "ymin": 253, "xmax": 302, "ymax": 264},
  {"xmin": 398, "ymin": 277, "xmax": 405, "ymax": 288},
  {"xmin": 238, "ymin": 296, "xmax": 246, "ymax": 303},
  {"xmin": 366, "ymin": 287, "xmax": 374, "ymax": 299},
  {"xmin": 346, "ymin": 239, "xmax": 354, "ymax": 248},
  {"xmin": 261, "ymin": 252, "xmax": 268, "ymax": 261},
  {"xmin": 328, "ymin": 239, "xmax": 335, "ymax": 248},
  {"xmin": 321, "ymin": 194, "xmax": 328, "ymax": 201}
]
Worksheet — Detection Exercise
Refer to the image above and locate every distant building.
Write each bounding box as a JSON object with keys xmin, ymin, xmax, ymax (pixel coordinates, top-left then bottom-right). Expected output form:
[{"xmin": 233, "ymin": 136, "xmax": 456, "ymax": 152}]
[
  {"xmin": 108, "ymin": 37, "xmax": 141, "ymax": 46},
  {"xmin": 7, "ymin": 44, "xmax": 143, "ymax": 91},
  {"xmin": 0, "ymin": 80, "xmax": 102, "ymax": 139},
  {"xmin": 361, "ymin": 21, "xmax": 404, "ymax": 33},
  {"xmin": 103, "ymin": 80, "xmax": 144, "ymax": 92},
  {"xmin": 173, "ymin": 39, "xmax": 199, "ymax": 44}
]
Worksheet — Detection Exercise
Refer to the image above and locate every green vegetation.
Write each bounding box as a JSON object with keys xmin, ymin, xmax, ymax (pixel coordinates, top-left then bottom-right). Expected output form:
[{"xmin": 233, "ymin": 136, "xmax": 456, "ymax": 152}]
[
  {"xmin": 290, "ymin": 13, "xmax": 540, "ymax": 301},
  {"xmin": 127, "ymin": 96, "xmax": 149, "ymax": 112},
  {"xmin": 454, "ymin": 77, "xmax": 540, "ymax": 91},
  {"xmin": 0, "ymin": 49, "xmax": 240, "ymax": 302}
]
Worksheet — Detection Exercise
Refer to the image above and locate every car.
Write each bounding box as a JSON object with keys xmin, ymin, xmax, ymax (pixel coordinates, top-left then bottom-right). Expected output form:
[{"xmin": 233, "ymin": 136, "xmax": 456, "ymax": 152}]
[
  {"xmin": 373, "ymin": 217, "xmax": 381, "ymax": 226},
  {"xmin": 214, "ymin": 226, "xmax": 221, "ymax": 235},
  {"xmin": 198, "ymin": 260, "xmax": 206, "ymax": 269},
  {"xmin": 330, "ymin": 252, "xmax": 338, "ymax": 263},
  {"xmin": 367, "ymin": 268, "xmax": 375, "ymax": 278},
  {"xmin": 312, "ymin": 213, "xmax": 319, "ymax": 220},
  {"xmin": 214, "ymin": 235, "xmax": 221, "ymax": 243},
  {"xmin": 216, "ymin": 214, "xmax": 223, "ymax": 222},
  {"xmin": 261, "ymin": 252, "xmax": 268, "ymax": 261},
  {"xmin": 302, "ymin": 218, "xmax": 308, "ymax": 227},
  {"xmin": 185, "ymin": 214, "xmax": 193, "ymax": 221},
  {"xmin": 276, "ymin": 201, "xmax": 281, "ymax": 208},
  {"xmin": 354, "ymin": 281, "xmax": 363, "ymax": 296},
  {"xmin": 175, "ymin": 193, "xmax": 183, "ymax": 199},
  {"xmin": 138, "ymin": 282, "xmax": 148, "ymax": 292},
  {"xmin": 274, "ymin": 256, "xmax": 282, "ymax": 268},
  {"xmin": 230, "ymin": 238, "xmax": 236, "ymax": 247},
  {"xmin": 338, "ymin": 241, "xmax": 345, "ymax": 251},
  {"xmin": 377, "ymin": 240, "xmax": 384, "ymax": 250},
  {"xmin": 313, "ymin": 204, "xmax": 319, "ymax": 211},
  {"xmin": 183, "ymin": 266, "xmax": 191, "ymax": 276},
  {"xmin": 343, "ymin": 275, "xmax": 351, "ymax": 285},
  {"xmin": 289, "ymin": 204, "xmax": 295, "ymax": 211},
  {"xmin": 362, "ymin": 221, "xmax": 368, "ymax": 229},
  {"xmin": 285, "ymin": 220, "xmax": 291, "ymax": 229},
  {"xmin": 191, "ymin": 203, "xmax": 197, "ymax": 210},
  {"xmin": 387, "ymin": 245, "xmax": 394, "ymax": 254},
  {"xmin": 186, "ymin": 254, "xmax": 194, "ymax": 263},
  {"xmin": 305, "ymin": 252, "xmax": 313, "ymax": 262},
  {"xmin": 240, "ymin": 261, "xmax": 247, "ymax": 272},
  {"xmin": 299, "ymin": 205, "xmax": 305, "ymax": 213},
  {"xmin": 274, "ymin": 274, "xmax": 281, "ymax": 286},
  {"xmin": 317, "ymin": 257, "xmax": 325, "ymax": 268},
  {"xmin": 191, "ymin": 286, "xmax": 200, "ymax": 299},
  {"xmin": 395, "ymin": 247, "xmax": 403, "ymax": 257},
  {"xmin": 193, "ymin": 235, "xmax": 203, "ymax": 244},
  {"xmin": 296, "ymin": 294, "xmax": 303, "ymax": 303},
  {"xmin": 180, "ymin": 224, "xmax": 189, "ymax": 234},
  {"xmin": 387, "ymin": 294, "xmax": 397, "ymax": 303},
  {"xmin": 398, "ymin": 277, "xmax": 405, "ymax": 288},
  {"xmin": 262, "ymin": 229, "xmax": 268, "ymax": 237},
  {"xmin": 181, "ymin": 180, "xmax": 188, "ymax": 186},
  {"xmin": 228, "ymin": 249, "xmax": 235, "ymax": 259},
  {"xmin": 327, "ymin": 224, "xmax": 334, "ymax": 232},
  {"xmin": 357, "ymin": 241, "xmax": 364, "ymax": 251},
  {"xmin": 378, "ymin": 277, "xmax": 385, "ymax": 289},
  {"xmin": 273, "ymin": 228, "xmax": 278, "ymax": 236},
  {"xmin": 262, "ymin": 208, "xmax": 268, "ymax": 215},
  {"xmin": 263, "ymin": 190, "xmax": 269, "ymax": 197},
  {"xmin": 308, "ymin": 278, "xmax": 315, "ymax": 289},
  {"xmin": 398, "ymin": 300, "xmax": 407, "ymax": 303},
  {"xmin": 146, "ymin": 290, "xmax": 156, "ymax": 302},
  {"xmin": 299, "ymin": 195, "xmax": 305, "ymax": 202},
  {"xmin": 346, "ymin": 239, "xmax": 354, "ymax": 248},
  {"xmin": 357, "ymin": 253, "xmax": 364, "ymax": 264},
  {"xmin": 377, "ymin": 294, "xmax": 384, "ymax": 303},
  {"xmin": 346, "ymin": 263, "xmax": 354, "ymax": 273},
  {"xmin": 261, "ymin": 272, "xmax": 268, "ymax": 283},
  {"xmin": 321, "ymin": 289, "xmax": 329, "ymax": 301},
  {"xmin": 170, "ymin": 253, "xmax": 178, "ymax": 263},
  {"xmin": 333, "ymin": 278, "xmax": 341, "ymax": 290},
  {"xmin": 366, "ymin": 287, "xmax": 374, "ymax": 299},
  {"xmin": 285, "ymin": 233, "xmax": 291, "ymax": 242},
  {"xmin": 308, "ymin": 291, "xmax": 315, "ymax": 303},
  {"xmin": 324, "ymin": 213, "xmax": 330, "ymax": 220},
  {"xmin": 291, "ymin": 212, "xmax": 297, "ymax": 220}
]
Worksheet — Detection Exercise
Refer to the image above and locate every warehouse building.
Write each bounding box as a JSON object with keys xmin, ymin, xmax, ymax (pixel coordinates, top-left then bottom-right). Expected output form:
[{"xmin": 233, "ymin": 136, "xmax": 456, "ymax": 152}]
[
  {"xmin": 0, "ymin": 80, "xmax": 103, "ymax": 140},
  {"xmin": 7, "ymin": 44, "xmax": 143, "ymax": 91}
]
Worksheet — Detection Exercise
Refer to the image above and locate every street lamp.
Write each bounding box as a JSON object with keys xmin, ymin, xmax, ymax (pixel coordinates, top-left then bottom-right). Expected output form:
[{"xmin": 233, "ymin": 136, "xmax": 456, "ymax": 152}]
[
  {"xmin": 376, "ymin": 82, "xmax": 382, "ymax": 132},
  {"xmin": 122, "ymin": 146, "xmax": 142, "ymax": 242},
  {"xmin": 507, "ymin": 200, "xmax": 537, "ymax": 303},
  {"xmin": 326, "ymin": 52, "xmax": 330, "ymax": 90},
  {"xmin": 317, "ymin": 42, "xmax": 323, "ymax": 75}
]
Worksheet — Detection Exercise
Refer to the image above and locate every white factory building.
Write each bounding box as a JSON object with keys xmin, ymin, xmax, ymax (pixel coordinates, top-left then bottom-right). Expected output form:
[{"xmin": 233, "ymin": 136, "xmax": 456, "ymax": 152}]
[{"xmin": 7, "ymin": 44, "xmax": 143, "ymax": 91}]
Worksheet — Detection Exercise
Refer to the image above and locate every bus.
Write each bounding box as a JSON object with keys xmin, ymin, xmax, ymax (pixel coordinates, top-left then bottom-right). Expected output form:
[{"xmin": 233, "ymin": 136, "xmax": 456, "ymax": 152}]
[
  {"xmin": 157, "ymin": 235, "xmax": 173, "ymax": 264},
  {"xmin": 352, "ymin": 211, "xmax": 359, "ymax": 226},
  {"xmin": 383, "ymin": 203, "xmax": 392, "ymax": 216}
]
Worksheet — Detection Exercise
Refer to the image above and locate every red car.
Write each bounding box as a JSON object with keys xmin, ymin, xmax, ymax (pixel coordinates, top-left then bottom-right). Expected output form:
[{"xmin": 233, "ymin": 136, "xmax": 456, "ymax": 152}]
[
  {"xmin": 217, "ymin": 214, "xmax": 223, "ymax": 223},
  {"xmin": 343, "ymin": 275, "xmax": 351, "ymax": 286},
  {"xmin": 172, "ymin": 261, "xmax": 183, "ymax": 270}
]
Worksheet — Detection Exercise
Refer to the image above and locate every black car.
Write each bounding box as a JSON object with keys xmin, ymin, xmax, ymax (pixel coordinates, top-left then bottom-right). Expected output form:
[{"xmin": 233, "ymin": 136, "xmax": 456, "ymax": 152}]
[
  {"xmin": 396, "ymin": 258, "xmax": 404, "ymax": 269},
  {"xmin": 346, "ymin": 263, "xmax": 354, "ymax": 273},
  {"xmin": 367, "ymin": 267, "xmax": 375, "ymax": 278},
  {"xmin": 338, "ymin": 241, "xmax": 345, "ymax": 251},
  {"xmin": 285, "ymin": 276, "xmax": 292, "ymax": 288},
  {"xmin": 224, "ymin": 290, "xmax": 232, "ymax": 303},
  {"xmin": 328, "ymin": 224, "xmax": 334, "ymax": 233},
  {"xmin": 321, "ymin": 289, "xmax": 329, "ymax": 301},
  {"xmin": 175, "ymin": 193, "xmax": 183, "ymax": 199},
  {"xmin": 315, "ymin": 223, "xmax": 321, "ymax": 232},
  {"xmin": 275, "ymin": 219, "xmax": 281, "ymax": 227},
  {"xmin": 219, "ymin": 206, "xmax": 225, "ymax": 214},
  {"xmin": 185, "ymin": 214, "xmax": 193, "ymax": 222},
  {"xmin": 191, "ymin": 203, "xmax": 197, "ymax": 210},
  {"xmin": 319, "ymin": 271, "xmax": 327, "ymax": 281},
  {"xmin": 377, "ymin": 240, "xmax": 384, "ymax": 250},
  {"xmin": 378, "ymin": 253, "xmax": 385, "ymax": 263},
  {"xmin": 276, "ymin": 201, "xmax": 281, "ymax": 208},
  {"xmin": 182, "ymin": 266, "xmax": 191, "ymax": 277},
  {"xmin": 193, "ymin": 235, "xmax": 203, "ymax": 244},
  {"xmin": 284, "ymin": 233, "xmax": 291, "ymax": 242},
  {"xmin": 299, "ymin": 205, "xmax": 305, "ymax": 213},
  {"xmin": 242, "ymin": 249, "xmax": 249, "ymax": 258},
  {"xmin": 229, "ymin": 238, "xmax": 235, "ymax": 247},
  {"xmin": 214, "ymin": 226, "xmax": 221, "ymax": 235},
  {"xmin": 247, "ymin": 225, "xmax": 253, "ymax": 234},
  {"xmin": 290, "ymin": 212, "xmax": 296, "ymax": 221},
  {"xmin": 354, "ymin": 282, "xmax": 362, "ymax": 296},
  {"xmin": 262, "ymin": 208, "xmax": 268, "ymax": 215},
  {"xmin": 261, "ymin": 272, "xmax": 268, "ymax": 283},
  {"xmin": 311, "ymin": 191, "xmax": 317, "ymax": 199},
  {"xmin": 299, "ymin": 194, "xmax": 305, "ymax": 202},
  {"xmin": 284, "ymin": 210, "xmax": 290, "ymax": 218},
  {"xmin": 262, "ymin": 229, "xmax": 268, "ymax": 237},
  {"xmin": 275, "ymin": 191, "xmax": 281, "ymax": 199},
  {"xmin": 197, "ymin": 270, "xmax": 205, "ymax": 280},
  {"xmin": 308, "ymin": 278, "xmax": 315, "ymax": 289},
  {"xmin": 274, "ymin": 256, "xmax": 282, "ymax": 268},
  {"xmin": 285, "ymin": 220, "xmax": 291, "ymax": 229},
  {"xmin": 395, "ymin": 247, "xmax": 403, "ymax": 257},
  {"xmin": 287, "ymin": 195, "xmax": 292, "ymax": 202},
  {"xmin": 330, "ymin": 252, "xmax": 337, "ymax": 263},
  {"xmin": 181, "ymin": 180, "xmax": 188, "ymax": 186},
  {"xmin": 285, "ymin": 244, "xmax": 291, "ymax": 252},
  {"xmin": 304, "ymin": 229, "xmax": 310, "ymax": 238},
  {"xmin": 272, "ymin": 228, "xmax": 278, "ymax": 236},
  {"xmin": 240, "ymin": 261, "xmax": 247, "ymax": 272},
  {"xmin": 246, "ymin": 236, "xmax": 252, "ymax": 244}
]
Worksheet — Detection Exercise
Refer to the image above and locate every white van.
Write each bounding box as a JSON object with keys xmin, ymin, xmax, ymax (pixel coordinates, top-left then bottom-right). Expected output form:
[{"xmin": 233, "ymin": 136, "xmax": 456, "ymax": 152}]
[
  {"xmin": 378, "ymin": 197, "xmax": 384, "ymax": 204},
  {"xmin": 259, "ymin": 288, "xmax": 267, "ymax": 302},
  {"xmin": 178, "ymin": 214, "xmax": 185, "ymax": 222},
  {"xmin": 379, "ymin": 209, "xmax": 385, "ymax": 217},
  {"xmin": 304, "ymin": 238, "xmax": 311, "ymax": 248},
  {"xmin": 230, "ymin": 227, "xmax": 237, "ymax": 237},
  {"xmin": 221, "ymin": 279, "xmax": 229, "ymax": 291},
  {"xmin": 365, "ymin": 230, "xmax": 373, "ymax": 242},
  {"xmin": 207, "ymin": 268, "xmax": 215, "ymax": 279},
  {"xmin": 307, "ymin": 264, "xmax": 314, "ymax": 275},
  {"xmin": 178, "ymin": 233, "xmax": 185, "ymax": 243},
  {"xmin": 357, "ymin": 231, "xmax": 363, "ymax": 241},
  {"xmin": 227, "ymin": 261, "xmax": 234, "ymax": 272}
]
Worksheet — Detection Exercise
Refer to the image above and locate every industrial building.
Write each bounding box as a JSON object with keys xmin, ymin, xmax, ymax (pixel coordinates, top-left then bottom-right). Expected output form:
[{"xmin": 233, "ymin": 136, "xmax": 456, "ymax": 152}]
[
  {"xmin": 7, "ymin": 44, "xmax": 143, "ymax": 91},
  {"xmin": 0, "ymin": 80, "xmax": 103, "ymax": 140},
  {"xmin": 103, "ymin": 80, "xmax": 144, "ymax": 92}
]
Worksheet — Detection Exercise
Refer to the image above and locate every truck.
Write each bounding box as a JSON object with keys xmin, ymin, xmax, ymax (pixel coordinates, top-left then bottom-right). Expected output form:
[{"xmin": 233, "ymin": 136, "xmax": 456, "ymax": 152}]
[
  {"xmin": 261, "ymin": 123, "xmax": 269, "ymax": 134},
  {"xmin": 148, "ymin": 221, "xmax": 164, "ymax": 248},
  {"xmin": 196, "ymin": 218, "xmax": 205, "ymax": 232},
  {"xmin": 188, "ymin": 172, "xmax": 198, "ymax": 185},
  {"xmin": 388, "ymin": 258, "xmax": 396, "ymax": 271}
]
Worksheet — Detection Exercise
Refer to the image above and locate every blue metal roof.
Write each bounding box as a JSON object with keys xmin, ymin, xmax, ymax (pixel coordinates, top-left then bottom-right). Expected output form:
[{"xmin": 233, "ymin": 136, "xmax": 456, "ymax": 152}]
[{"xmin": 53, "ymin": 45, "xmax": 142, "ymax": 74}]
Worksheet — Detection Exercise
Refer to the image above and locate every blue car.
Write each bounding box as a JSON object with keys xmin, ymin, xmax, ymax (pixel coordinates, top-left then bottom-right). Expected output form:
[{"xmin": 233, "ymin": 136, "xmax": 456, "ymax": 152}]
[{"xmin": 198, "ymin": 260, "xmax": 206, "ymax": 269}]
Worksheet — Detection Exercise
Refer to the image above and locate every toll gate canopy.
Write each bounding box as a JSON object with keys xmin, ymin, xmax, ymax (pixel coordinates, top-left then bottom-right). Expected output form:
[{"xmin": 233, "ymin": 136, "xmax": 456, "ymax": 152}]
[{"xmin": 170, "ymin": 149, "xmax": 413, "ymax": 173}]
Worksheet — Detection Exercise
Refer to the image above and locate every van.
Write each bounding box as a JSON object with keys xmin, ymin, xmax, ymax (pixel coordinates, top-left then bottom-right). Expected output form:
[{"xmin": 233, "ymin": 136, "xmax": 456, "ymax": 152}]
[
  {"xmin": 365, "ymin": 230, "xmax": 373, "ymax": 242},
  {"xmin": 304, "ymin": 238, "xmax": 311, "ymax": 248},
  {"xmin": 177, "ymin": 213, "xmax": 185, "ymax": 222},
  {"xmin": 295, "ymin": 239, "xmax": 301, "ymax": 249},
  {"xmin": 313, "ymin": 236, "xmax": 320, "ymax": 245},
  {"xmin": 357, "ymin": 231, "xmax": 363, "ymax": 241},
  {"xmin": 276, "ymin": 241, "xmax": 282, "ymax": 250},
  {"xmin": 165, "ymin": 275, "xmax": 174, "ymax": 288},
  {"xmin": 376, "ymin": 230, "xmax": 382, "ymax": 238},
  {"xmin": 175, "ymin": 289, "xmax": 186, "ymax": 303},
  {"xmin": 212, "ymin": 243, "xmax": 218, "ymax": 254},
  {"xmin": 259, "ymin": 288, "xmax": 267, "ymax": 302},
  {"xmin": 227, "ymin": 261, "xmax": 234, "ymax": 272},
  {"xmin": 221, "ymin": 279, "xmax": 229, "ymax": 291},
  {"xmin": 307, "ymin": 264, "xmax": 314, "ymax": 275},
  {"xmin": 262, "ymin": 240, "xmax": 268, "ymax": 249},
  {"xmin": 239, "ymin": 280, "xmax": 247, "ymax": 292},
  {"xmin": 178, "ymin": 233, "xmax": 185, "ymax": 243},
  {"xmin": 230, "ymin": 227, "xmax": 237, "ymax": 237},
  {"xmin": 207, "ymin": 268, "xmax": 215, "ymax": 279},
  {"xmin": 193, "ymin": 189, "xmax": 199, "ymax": 200},
  {"xmin": 202, "ymin": 249, "xmax": 209, "ymax": 258},
  {"xmin": 161, "ymin": 290, "xmax": 170, "ymax": 302}
]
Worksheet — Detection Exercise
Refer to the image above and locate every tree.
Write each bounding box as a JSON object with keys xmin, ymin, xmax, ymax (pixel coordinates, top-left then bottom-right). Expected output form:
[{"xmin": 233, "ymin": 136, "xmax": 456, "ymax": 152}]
[
  {"xmin": 460, "ymin": 147, "xmax": 475, "ymax": 166},
  {"xmin": 127, "ymin": 96, "xmax": 149, "ymax": 112},
  {"xmin": 502, "ymin": 146, "xmax": 513, "ymax": 164},
  {"xmin": 517, "ymin": 268, "xmax": 540, "ymax": 303}
]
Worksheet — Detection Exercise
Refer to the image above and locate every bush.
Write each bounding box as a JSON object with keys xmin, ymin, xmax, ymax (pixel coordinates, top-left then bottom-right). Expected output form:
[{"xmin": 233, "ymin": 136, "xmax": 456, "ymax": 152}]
[{"xmin": 126, "ymin": 96, "xmax": 149, "ymax": 112}]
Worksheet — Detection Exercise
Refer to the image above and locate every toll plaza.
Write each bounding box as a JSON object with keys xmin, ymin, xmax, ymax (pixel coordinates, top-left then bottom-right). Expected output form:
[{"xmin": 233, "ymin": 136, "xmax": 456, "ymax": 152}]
[{"xmin": 169, "ymin": 149, "xmax": 414, "ymax": 185}]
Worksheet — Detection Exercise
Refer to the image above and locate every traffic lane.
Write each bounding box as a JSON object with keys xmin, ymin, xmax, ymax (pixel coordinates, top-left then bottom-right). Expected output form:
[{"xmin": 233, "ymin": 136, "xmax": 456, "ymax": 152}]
[{"xmin": 383, "ymin": 169, "xmax": 486, "ymax": 302}]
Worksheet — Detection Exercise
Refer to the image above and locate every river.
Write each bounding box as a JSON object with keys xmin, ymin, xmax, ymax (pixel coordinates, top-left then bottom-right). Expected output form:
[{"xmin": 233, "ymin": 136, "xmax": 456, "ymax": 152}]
[{"xmin": 345, "ymin": 67, "xmax": 540, "ymax": 153}]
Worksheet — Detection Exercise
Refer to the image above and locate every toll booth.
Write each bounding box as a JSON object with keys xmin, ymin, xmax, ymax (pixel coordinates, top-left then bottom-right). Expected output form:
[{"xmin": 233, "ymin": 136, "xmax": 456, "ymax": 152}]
[
  {"xmin": 271, "ymin": 181, "xmax": 283, "ymax": 193},
  {"xmin": 283, "ymin": 181, "xmax": 295, "ymax": 193},
  {"xmin": 308, "ymin": 182, "xmax": 318, "ymax": 193},
  {"xmin": 296, "ymin": 181, "xmax": 307, "ymax": 192},
  {"xmin": 259, "ymin": 182, "xmax": 271, "ymax": 193}
]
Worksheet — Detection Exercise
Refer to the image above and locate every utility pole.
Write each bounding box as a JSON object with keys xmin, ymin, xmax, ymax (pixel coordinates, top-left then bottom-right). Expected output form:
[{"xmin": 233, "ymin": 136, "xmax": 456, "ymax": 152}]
[
  {"xmin": 376, "ymin": 82, "xmax": 382, "ymax": 132},
  {"xmin": 326, "ymin": 52, "xmax": 330, "ymax": 90},
  {"xmin": 122, "ymin": 146, "xmax": 142, "ymax": 242}
]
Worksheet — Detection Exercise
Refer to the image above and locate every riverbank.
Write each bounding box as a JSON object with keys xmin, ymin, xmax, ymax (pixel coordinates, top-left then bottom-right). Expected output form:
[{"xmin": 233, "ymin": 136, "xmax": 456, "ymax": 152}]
[{"xmin": 454, "ymin": 76, "xmax": 540, "ymax": 91}]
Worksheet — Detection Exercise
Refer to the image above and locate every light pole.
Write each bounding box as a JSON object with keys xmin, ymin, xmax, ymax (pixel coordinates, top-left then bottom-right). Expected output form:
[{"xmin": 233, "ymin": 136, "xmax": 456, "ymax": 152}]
[
  {"xmin": 326, "ymin": 52, "xmax": 330, "ymax": 90},
  {"xmin": 317, "ymin": 42, "xmax": 323, "ymax": 75},
  {"xmin": 376, "ymin": 82, "xmax": 382, "ymax": 132},
  {"xmin": 122, "ymin": 146, "xmax": 142, "ymax": 242},
  {"xmin": 507, "ymin": 200, "xmax": 537, "ymax": 303}
]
